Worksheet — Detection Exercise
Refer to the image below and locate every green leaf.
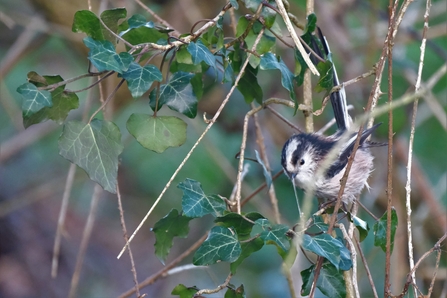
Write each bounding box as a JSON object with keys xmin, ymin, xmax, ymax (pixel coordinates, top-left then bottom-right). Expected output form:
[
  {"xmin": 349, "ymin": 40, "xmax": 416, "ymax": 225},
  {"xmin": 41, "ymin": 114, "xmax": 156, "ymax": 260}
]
[
  {"xmin": 294, "ymin": 48, "xmax": 308, "ymax": 87},
  {"xmin": 253, "ymin": 219, "xmax": 290, "ymax": 253},
  {"xmin": 193, "ymin": 226, "xmax": 241, "ymax": 265},
  {"xmin": 171, "ymin": 284, "xmax": 199, "ymax": 298},
  {"xmin": 187, "ymin": 40, "xmax": 216, "ymax": 73},
  {"xmin": 301, "ymin": 263, "xmax": 346, "ymax": 298},
  {"xmin": 244, "ymin": 0, "xmax": 277, "ymax": 28},
  {"xmin": 179, "ymin": 178, "xmax": 226, "ymax": 218},
  {"xmin": 152, "ymin": 209, "xmax": 192, "ymax": 264},
  {"xmin": 17, "ymin": 83, "xmax": 52, "ymax": 120},
  {"xmin": 230, "ymin": 237, "xmax": 264, "ymax": 274},
  {"xmin": 254, "ymin": 150, "xmax": 272, "ymax": 189},
  {"xmin": 302, "ymin": 233, "xmax": 343, "ymax": 270},
  {"xmin": 22, "ymin": 73, "xmax": 79, "ymax": 128},
  {"xmin": 315, "ymin": 60, "xmax": 334, "ymax": 93},
  {"xmin": 72, "ymin": 8, "xmax": 127, "ymax": 42},
  {"xmin": 72, "ymin": 10, "xmax": 103, "ymax": 40},
  {"xmin": 303, "ymin": 13, "xmax": 317, "ymax": 35},
  {"xmin": 170, "ymin": 47, "xmax": 202, "ymax": 73},
  {"xmin": 126, "ymin": 114, "xmax": 187, "ymax": 153},
  {"xmin": 58, "ymin": 119, "xmax": 123, "ymax": 193},
  {"xmin": 260, "ymin": 52, "xmax": 295, "ymax": 101},
  {"xmin": 120, "ymin": 14, "xmax": 168, "ymax": 46},
  {"xmin": 120, "ymin": 62, "xmax": 162, "ymax": 98},
  {"xmin": 225, "ymin": 284, "xmax": 245, "ymax": 298},
  {"xmin": 83, "ymin": 37, "xmax": 133, "ymax": 73},
  {"xmin": 215, "ymin": 212, "xmax": 265, "ymax": 240},
  {"xmin": 237, "ymin": 64, "xmax": 263, "ymax": 104},
  {"xmin": 149, "ymin": 71, "xmax": 198, "ymax": 118},
  {"xmin": 373, "ymin": 207, "xmax": 398, "ymax": 253},
  {"xmin": 349, "ymin": 214, "xmax": 370, "ymax": 242}
]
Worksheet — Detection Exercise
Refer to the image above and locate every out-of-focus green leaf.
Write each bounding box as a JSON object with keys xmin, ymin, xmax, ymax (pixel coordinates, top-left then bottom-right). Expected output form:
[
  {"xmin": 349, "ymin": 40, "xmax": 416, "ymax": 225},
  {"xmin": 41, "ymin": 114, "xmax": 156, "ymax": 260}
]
[
  {"xmin": 237, "ymin": 64, "xmax": 263, "ymax": 104},
  {"xmin": 126, "ymin": 114, "xmax": 187, "ymax": 153},
  {"xmin": 58, "ymin": 119, "xmax": 123, "ymax": 193},
  {"xmin": 315, "ymin": 60, "xmax": 334, "ymax": 93},
  {"xmin": 260, "ymin": 52, "xmax": 295, "ymax": 101},
  {"xmin": 373, "ymin": 207, "xmax": 398, "ymax": 253},
  {"xmin": 303, "ymin": 13, "xmax": 317, "ymax": 35},
  {"xmin": 152, "ymin": 209, "xmax": 192, "ymax": 264},
  {"xmin": 72, "ymin": 8, "xmax": 127, "ymax": 42},
  {"xmin": 230, "ymin": 0, "xmax": 239, "ymax": 10},
  {"xmin": 171, "ymin": 284, "xmax": 199, "ymax": 298},
  {"xmin": 178, "ymin": 179, "xmax": 226, "ymax": 218},
  {"xmin": 120, "ymin": 62, "xmax": 162, "ymax": 98},
  {"xmin": 193, "ymin": 226, "xmax": 241, "ymax": 265},
  {"xmin": 243, "ymin": 0, "xmax": 277, "ymax": 28},
  {"xmin": 149, "ymin": 71, "xmax": 197, "ymax": 118},
  {"xmin": 83, "ymin": 37, "xmax": 133, "ymax": 73}
]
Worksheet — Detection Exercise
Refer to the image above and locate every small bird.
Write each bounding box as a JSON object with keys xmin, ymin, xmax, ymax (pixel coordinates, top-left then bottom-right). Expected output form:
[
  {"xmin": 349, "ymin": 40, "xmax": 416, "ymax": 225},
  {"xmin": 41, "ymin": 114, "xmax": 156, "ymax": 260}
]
[{"xmin": 281, "ymin": 28, "xmax": 383, "ymax": 205}]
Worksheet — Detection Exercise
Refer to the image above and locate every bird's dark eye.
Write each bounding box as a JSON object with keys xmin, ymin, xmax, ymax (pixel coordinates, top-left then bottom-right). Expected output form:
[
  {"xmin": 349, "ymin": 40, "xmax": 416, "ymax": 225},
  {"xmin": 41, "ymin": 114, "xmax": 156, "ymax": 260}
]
[{"xmin": 299, "ymin": 159, "xmax": 305, "ymax": 165}]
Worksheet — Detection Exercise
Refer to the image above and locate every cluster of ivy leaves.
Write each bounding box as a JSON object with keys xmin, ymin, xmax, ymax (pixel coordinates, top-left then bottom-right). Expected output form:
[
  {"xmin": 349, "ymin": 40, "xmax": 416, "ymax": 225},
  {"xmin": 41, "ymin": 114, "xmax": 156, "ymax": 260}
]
[{"xmin": 15, "ymin": 1, "xmax": 398, "ymax": 297}]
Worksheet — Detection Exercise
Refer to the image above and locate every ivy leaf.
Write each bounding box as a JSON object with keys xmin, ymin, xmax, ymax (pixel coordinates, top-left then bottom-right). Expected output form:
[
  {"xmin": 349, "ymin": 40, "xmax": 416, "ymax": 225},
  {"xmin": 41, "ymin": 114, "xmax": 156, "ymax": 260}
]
[
  {"xmin": 126, "ymin": 114, "xmax": 187, "ymax": 153},
  {"xmin": 315, "ymin": 60, "xmax": 334, "ymax": 93},
  {"xmin": 302, "ymin": 233, "xmax": 344, "ymax": 270},
  {"xmin": 21, "ymin": 73, "xmax": 79, "ymax": 128},
  {"xmin": 83, "ymin": 37, "xmax": 133, "ymax": 73},
  {"xmin": 260, "ymin": 52, "xmax": 295, "ymax": 102},
  {"xmin": 17, "ymin": 83, "xmax": 52, "ymax": 120},
  {"xmin": 72, "ymin": 8, "xmax": 127, "ymax": 42},
  {"xmin": 225, "ymin": 284, "xmax": 245, "ymax": 298},
  {"xmin": 193, "ymin": 226, "xmax": 241, "ymax": 265},
  {"xmin": 149, "ymin": 72, "xmax": 197, "ymax": 118},
  {"xmin": 237, "ymin": 64, "xmax": 263, "ymax": 104},
  {"xmin": 253, "ymin": 219, "xmax": 290, "ymax": 253},
  {"xmin": 58, "ymin": 119, "xmax": 123, "ymax": 193},
  {"xmin": 171, "ymin": 284, "xmax": 199, "ymax": 298},
  {"xmin": 178, "ymin": 179, "xmax": 226, "ymax": 218},
  {"xmin": 244, "ymin": 0, "xmax": 277, "ymax": 28},
  {"xmin": 254, "ymin": 150, "xmax": 272, "ymax": 189},
  {"xmin": 230, "ymin": 237, "xmax": 264, "ymax": 274},
  {"xmin": 120, "ymin": 14, "xmax": 168, "ymax": 45},
  {"xmin": 348, "ymin": 213, "xmax": 370, "ymax": 242},
  {"xmin": 301, "ymin": 263, "xmax": 346, "ymax": 297},
  {"xmin": 187, "ymin": 40, "xmax": 216, "ymax": 73},
  {"xmin": 152, "ymin": 209, "xmax": 192, "ymax": 265},
  {"xmin": 294, "ymin": 48, "xmax": 308, "ymax": 87},
  {"xmin": 120, "ymin": 62, "xmax": 162, "ymax": 98},
  {"xmin": 170, "ymin": 47, "xmax": 202, "ymax": 73},
  {"xmin": 215, "ymin": 212, "xmax": 265, "ymax": 240},
  {"xmin": 373, "ymin": 207, "xmax": 398, "ymax": 253}
]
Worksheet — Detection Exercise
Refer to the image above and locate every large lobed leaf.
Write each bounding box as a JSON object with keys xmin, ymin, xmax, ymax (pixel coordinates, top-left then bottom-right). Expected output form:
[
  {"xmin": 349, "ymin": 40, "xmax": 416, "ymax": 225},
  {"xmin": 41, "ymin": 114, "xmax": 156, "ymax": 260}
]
[
  {"xmin": 149, "ymin": 72, "xmax": 198, "ymax": 118},
  {"xmin": 120, "ymin": 62, "xmax": 162, "ymax": 98},
  {"xmin": 260, "ymin": 52, "xmax": 296, "ymax": 102},
  {"xmin": 126, "ymin": 114, "xmax": 187, "ymax": 153},
  {"xmin": 178, "ymin": 178, "xmax": 226, "ymax": 218},
  {"xmin": 193, "ymin": 226, "xmax": 241, "ymax": 266},
  {"xmin": 301, "ymin": 263, "xmax": 346, "ymax": 298},
  {"xmin": 83, "ymin": 37, "xmax": 133, "ymax": 73},
  {"xmin": 58, "ymin": 119, "xmax": 123, "ymax": 193},
  {"xmin": 19, "ymin": 72, "xmax": 79, "ymax": 128},
  {"xmin": 373, "ymin": 207, "xmax": 398, "ymax": 253}
]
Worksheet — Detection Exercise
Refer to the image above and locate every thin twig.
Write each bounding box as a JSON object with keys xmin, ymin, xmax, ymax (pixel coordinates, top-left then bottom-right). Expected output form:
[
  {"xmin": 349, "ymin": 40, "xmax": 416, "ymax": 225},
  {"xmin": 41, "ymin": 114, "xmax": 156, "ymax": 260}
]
[
  {"xmin": 134, "ymin": 0, "xmax": 180, "ymax": 37},
  {"xmin": 338, "ymin": 223, "xmax": 359, "ymax": 298},
  {"xmin": 267, "ymin": 105, "xmax": 302, "ymax": 132},
  {"xmin": 194, "ymin": 273, "xmax": 233, "ymax": 296},
  {"xmin": 274, "ymin": 0, "xmax": 319, "ymax": 76},
  {"xmin": 354, "ymin": 235, "xmax": 379, "ymax": 298},
  {"xmin": 405, "ymin": 0, "xmax": 431, "ymax": 296},
  {"xmin": 88, "ymin": 79, "xmax": 126, "ymax": 123},
  {"xmin": 67, "ymin": 184, "xmax": 102, "ymax": 298},
  {"xmin": 116, "ymin": 184, "xmax": 140, "ymax": 298},
  {"xmin": 51, "ymin": 163, "xmax": 76, "ymax": 278}
]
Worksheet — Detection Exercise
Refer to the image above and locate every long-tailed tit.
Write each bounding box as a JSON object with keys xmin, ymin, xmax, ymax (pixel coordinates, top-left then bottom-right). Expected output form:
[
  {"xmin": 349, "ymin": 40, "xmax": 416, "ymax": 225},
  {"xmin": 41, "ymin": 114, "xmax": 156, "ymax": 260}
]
[{"xmin": 281, "ymin": 28, "xmax": 383, "ymax": 205}]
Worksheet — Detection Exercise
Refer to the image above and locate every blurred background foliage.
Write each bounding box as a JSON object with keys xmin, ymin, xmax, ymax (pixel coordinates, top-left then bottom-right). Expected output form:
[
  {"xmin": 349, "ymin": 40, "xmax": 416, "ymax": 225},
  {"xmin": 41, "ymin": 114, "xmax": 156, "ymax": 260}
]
[{"xmin": 0, "ymin": 0, "xmax": 446, "ymax": 297}]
